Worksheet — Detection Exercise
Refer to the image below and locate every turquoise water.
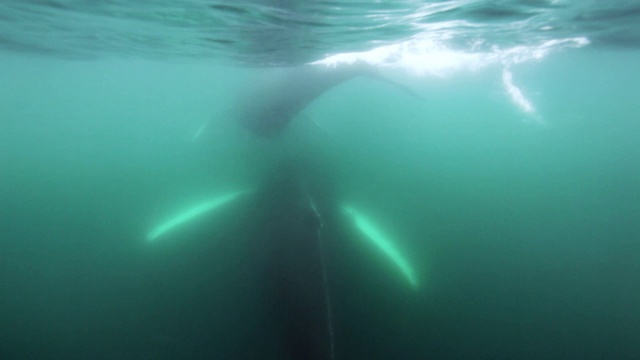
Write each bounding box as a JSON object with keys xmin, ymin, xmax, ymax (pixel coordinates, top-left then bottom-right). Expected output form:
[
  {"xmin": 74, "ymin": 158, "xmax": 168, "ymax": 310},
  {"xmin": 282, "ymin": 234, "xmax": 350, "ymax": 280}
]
[{"xmin": 2, "ymin": 1, "xmax": 640, "ymax": 359}]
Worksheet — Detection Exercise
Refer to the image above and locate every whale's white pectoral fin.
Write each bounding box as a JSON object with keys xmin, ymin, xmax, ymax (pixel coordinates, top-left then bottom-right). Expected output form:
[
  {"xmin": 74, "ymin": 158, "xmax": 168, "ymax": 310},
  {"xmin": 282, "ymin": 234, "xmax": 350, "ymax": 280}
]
[
  {"xmin": 147, "ymin": 190, "xmax": 251, "ymax": 242},
  {"xmin": 342, "ymin": 205, "xmax": 419, "ymax": 289}
]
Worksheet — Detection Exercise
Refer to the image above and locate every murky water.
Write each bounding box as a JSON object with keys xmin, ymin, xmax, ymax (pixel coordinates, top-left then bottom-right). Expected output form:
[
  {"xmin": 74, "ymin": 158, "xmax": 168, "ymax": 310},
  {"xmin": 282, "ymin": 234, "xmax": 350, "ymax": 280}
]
[{"xmin": 1, "ymin": 1, "xmax": 640, "ymax": 359}]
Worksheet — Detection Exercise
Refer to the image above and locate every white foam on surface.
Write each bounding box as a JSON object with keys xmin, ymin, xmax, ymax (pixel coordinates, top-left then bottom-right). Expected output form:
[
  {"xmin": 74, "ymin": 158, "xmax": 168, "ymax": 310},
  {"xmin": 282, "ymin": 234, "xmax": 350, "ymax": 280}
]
[{"xmin": 313, "ymin": 37, "xmax": 589, "ymax": 119}]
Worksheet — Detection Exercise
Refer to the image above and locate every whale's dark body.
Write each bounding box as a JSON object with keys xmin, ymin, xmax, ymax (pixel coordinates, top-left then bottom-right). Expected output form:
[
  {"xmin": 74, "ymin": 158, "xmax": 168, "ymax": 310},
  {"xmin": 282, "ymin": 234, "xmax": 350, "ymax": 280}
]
[
  {"xmin": 251, "ymin": 159, "xmax": 336, "ymax": 359},
  {"xmin": 234, "ymin": 65, "xmax": 363, "ymax": 136}
]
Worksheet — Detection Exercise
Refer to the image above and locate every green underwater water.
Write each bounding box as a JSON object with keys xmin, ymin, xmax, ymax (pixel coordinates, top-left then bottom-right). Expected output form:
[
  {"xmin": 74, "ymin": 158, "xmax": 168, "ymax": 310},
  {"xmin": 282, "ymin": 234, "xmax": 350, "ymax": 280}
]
[{"xmin": 1, "ymin": 48, "xmax": 640, "ymax": 359}]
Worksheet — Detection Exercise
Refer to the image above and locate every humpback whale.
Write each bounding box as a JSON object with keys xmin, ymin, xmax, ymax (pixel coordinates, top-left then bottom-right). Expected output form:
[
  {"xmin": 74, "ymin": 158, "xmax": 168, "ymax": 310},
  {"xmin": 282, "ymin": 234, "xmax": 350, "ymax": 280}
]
[
  {"xmin": 145, "ymin": 158, "xmax": 418, "ymax": 358},
  {"xmin": 147, "ymin": 64, "xmax": 420, "ymax": 358}
]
